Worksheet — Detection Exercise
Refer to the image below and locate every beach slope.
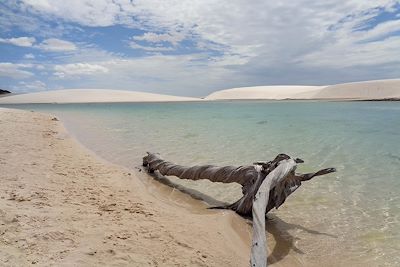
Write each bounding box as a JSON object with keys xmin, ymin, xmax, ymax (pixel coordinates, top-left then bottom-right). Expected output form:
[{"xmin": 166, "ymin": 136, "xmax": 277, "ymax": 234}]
[{"xmin": 0, "ymin": 108, "xmax": 249, "ymax": 266}]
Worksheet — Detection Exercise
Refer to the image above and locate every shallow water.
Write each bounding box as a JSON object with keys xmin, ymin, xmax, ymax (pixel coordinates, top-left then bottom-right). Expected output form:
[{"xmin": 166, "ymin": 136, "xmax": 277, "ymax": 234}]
[{"xmin": 4, "ymin": 101, "xmax": 400, "ymax": 266}]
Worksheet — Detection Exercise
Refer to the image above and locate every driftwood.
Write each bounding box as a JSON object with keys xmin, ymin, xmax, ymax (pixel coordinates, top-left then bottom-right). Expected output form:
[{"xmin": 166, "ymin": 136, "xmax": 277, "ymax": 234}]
[{"xmin": 142, "ymin": 152, "xmax": 335, "ymax": 267}]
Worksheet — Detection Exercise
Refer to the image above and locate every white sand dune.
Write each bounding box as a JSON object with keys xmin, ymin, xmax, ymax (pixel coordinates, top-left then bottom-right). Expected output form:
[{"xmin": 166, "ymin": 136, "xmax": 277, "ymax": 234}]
[
  {"xmin": 205, "ymin": 86, "xmax": 326, "ymax": 100},
  {"xmin": 311, "ymin": 79, "xmax": 400, "ymax": 100},
  {"xmin": 205, "ymin": 79, "xmax": 400, "ymax": 100},
  {"xmin": 0, "ymin": 89, "xmax": 200, "ymax": 104},
  {"xmin": 1, "ymin": 79, "xmax": 399, "ymax": 104}
]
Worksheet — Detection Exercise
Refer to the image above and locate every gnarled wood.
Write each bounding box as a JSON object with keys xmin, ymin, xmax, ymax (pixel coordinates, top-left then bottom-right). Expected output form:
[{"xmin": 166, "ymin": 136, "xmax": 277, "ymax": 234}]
[
  {"xmin": 142, "ymin": 152, "xmax": 335, "ymax": 267},
  {"xmin": 251, "ymin": 159, "xmax": 297, "ymax": 267},
  {"xmin": 143, "ymin": 152, "xmax": 335, "ymax": 216}
]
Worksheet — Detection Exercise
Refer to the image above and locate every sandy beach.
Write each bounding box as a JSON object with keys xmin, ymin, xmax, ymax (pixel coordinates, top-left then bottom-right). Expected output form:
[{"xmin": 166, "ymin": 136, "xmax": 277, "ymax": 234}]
[{"xmin": 0, "ymin": 108, "xmax": 252, "ymax": 266}]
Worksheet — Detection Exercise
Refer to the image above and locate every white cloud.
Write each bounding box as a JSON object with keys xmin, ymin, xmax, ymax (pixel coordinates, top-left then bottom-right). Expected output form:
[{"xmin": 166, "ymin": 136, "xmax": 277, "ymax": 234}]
[
  {"xmin": 38, "ymin": 38, "xmax": 77, "ymax": 52},
  {"xmin": 54, "ymin": 63, "xmax": 109, "ymax": 78},
  {"xmin": 0, "ymin": 36, "xmax": 36, "ymax": 47},
  {"xmin": 132, "ymin": 32, "xmax": 185, "ymax": 46},
  {"xmin": 24, "ymin": 53, "xmax": 35, "ymax": 59},
  {"xmin": 0, "ymin": 35, "xmax": 77, "ymax": 53},
  {"xmin": 358, "ymin": 19, "xmax": 400, "ymax": 42},
  {"xmin": 3, "ymin": 0, "xmax": 400, "ymax": 94},
  {"xmin": 19, "ymin": 1, "xmax": 400, "ymax": 63},
  {"xmin": 300, "ymin": 36, "xmax": 400, "ymax": 68},
  {"xmin": 46, "ymin": 53, "xmax": 245, "ymax": 96},
  {"xmin": 129, "ymin": 41, "xmax": 174, "ymax": 52},
  {"xmin": 14, "ymin": 80, "xmax": 47, "ymax": 92},
  {"xmin": 0, "ymin": 62, "xmax": 34, "ymax": 79},
  {"xmin": 21, "ymin": 0, "xmax": 126, "ymax": 27},
  {"xmin": 298, "ymin": 17, "xmax": 400, "ymax": 68}
]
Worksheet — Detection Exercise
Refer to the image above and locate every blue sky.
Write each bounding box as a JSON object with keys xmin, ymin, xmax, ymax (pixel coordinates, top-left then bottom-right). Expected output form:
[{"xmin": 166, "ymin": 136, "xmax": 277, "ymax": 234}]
[{"xmin": 0, "ymin": 0, "xmax": 400, "ymax": 96}]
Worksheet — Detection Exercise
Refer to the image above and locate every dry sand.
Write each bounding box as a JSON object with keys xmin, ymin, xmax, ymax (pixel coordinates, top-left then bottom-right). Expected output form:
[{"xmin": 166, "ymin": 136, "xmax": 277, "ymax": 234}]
[
  {"xmin": 0, "ymin": 108, "xmax": 251, "ymax": 266},
  {"xmin": 0, "ymin": 79, "xmax": 399, "ymax": 104},
  {"xmin": 0, "ymin": 89, "xmax": 200, "ymax": 104},
  {"xmin": 205, "ymin": 86, "xmax": 324, "ymax": 100},
  {"xmin": 205, "ymin": 79, "xmax": 400, "ymax": 100},
  {"xmin": 311, "ymin": 79, "xmax": 400, "ymax": 99}
]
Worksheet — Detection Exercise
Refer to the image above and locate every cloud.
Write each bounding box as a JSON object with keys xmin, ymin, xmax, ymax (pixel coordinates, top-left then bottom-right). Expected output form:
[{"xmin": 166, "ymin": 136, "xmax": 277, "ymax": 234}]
[
  {"xmin": 54, "ymin": 63, "xmax": 109, "ymax": 78},
  {"xmin": 14, "ymin": 80, "xmax": 47, "ymax": 92},
  {"xmin": 132, "ymin": 32, "xmax": 185, "ymax": 46},
  {"xmin": 0, "ymin": 36, "xmax": 36, "ymax": 47},
  {"xmin": 128, "ymin": 41, "xmax": 174, "ymax": 52},
  {"xmin": 0, "ymin": 62, "xmax": 34, "ymax": 79},
  {"xmin": 357, "ymin": 19, "xmax": 400, "ymax": 42},
  {"xmin": 300, "ymin": 36, "xmax": 400, "ymax": 68},
  {"xmin": 2, "ymin": 0, "xmax": 400, "ymax": 95},
  {"xmin": 35, "ymin": 64, "xmax": 45, "ymax": 70},
  {"xmin": 46, "ymin": 54, "xmax": 245, "ymax": 96},
  {"xmin": 18, "ymin": 1, "xmax": 400, "ymax": 62},
  {"xmin": 37, "ymin": 38, "xmax": 77, "ymax": 52},
  {"xmin": 21, "ymin": 0, "xmax": 128, "ymax": 27},
  {"xmin": 0, "ymin": 35, "xmax": 77, "ymax": 52},
  {"xmin": 24, "ymin": 53, "xmax": 35, "ymax": 59}
]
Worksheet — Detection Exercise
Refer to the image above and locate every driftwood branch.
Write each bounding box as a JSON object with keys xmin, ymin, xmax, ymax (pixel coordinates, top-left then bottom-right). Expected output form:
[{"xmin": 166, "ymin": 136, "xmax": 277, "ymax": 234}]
[
  {"xmin": 250, "ymin": 159, "xmax": 297, "ymax": 266},
  {"xmin": 143, "ymin": 152, "xmax": 335, "ymax": 216},
  {"xmin": 142, "ymin": 152, "xmax": 335, "ymax": 267}
]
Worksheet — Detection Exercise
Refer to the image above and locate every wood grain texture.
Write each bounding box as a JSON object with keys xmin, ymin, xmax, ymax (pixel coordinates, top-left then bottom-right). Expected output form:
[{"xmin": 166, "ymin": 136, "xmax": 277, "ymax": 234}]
[{"xmin": 143, "ymin": 152, "xmax": 335, "ymax": 266}]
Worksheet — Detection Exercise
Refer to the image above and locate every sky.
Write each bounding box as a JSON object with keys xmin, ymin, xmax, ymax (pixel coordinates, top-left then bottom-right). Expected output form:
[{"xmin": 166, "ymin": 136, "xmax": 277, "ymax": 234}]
[{"xmin": 0, "ymin": 0, "xmax": 400, "ymax": 97}]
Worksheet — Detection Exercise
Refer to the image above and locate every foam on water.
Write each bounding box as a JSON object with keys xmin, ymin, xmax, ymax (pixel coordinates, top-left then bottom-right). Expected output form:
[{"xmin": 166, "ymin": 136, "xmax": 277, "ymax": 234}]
[{"xmin": 5, "ymin": 101, "xmax": 400, "ymax": 266}]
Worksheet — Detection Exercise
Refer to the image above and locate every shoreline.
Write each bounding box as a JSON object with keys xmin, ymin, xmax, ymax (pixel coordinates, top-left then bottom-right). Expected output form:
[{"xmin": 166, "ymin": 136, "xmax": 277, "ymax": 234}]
[
  {"xmin": 0, "ymin": 107, "xmax": 348, "ymax": 266},
  {"xmin": 0, "ymin": 108, "xmax": 253, "ymax": 266}
]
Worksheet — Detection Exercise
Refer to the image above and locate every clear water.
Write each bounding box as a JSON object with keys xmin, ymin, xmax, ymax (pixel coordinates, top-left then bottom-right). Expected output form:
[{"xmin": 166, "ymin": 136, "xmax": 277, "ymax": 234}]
[{"xmin": 4, "ymin": 101, "xmax": 400, "ymax": 266}]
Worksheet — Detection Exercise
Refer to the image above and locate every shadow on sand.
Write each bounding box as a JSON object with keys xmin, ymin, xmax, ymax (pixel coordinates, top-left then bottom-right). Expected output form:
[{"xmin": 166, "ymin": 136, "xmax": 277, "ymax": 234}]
[
  {"xmin": 266, "ymin": 214, "xmax": 336, "ymax": 264},
  {"xmin": 141, "ymin": 167, "xmax": 337, "ymax": 264}
]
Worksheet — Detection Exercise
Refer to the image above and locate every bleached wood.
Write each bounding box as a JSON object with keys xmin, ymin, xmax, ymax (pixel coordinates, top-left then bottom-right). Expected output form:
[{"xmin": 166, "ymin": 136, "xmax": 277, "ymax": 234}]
[
  {"xmin": 142, "ymin": 152, "xmax": 335, "ymax": 266},
  {"xmin": 250, "ymin": 159, "xmax": 297, "ymax": 267},
  {"xmin": 143, "ymin": 152, "xmax": 335, "ymax": 216}
]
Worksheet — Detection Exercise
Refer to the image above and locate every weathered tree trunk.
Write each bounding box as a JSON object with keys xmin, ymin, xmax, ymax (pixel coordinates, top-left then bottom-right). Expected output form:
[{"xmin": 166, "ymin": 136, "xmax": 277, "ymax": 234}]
[
  {"xmin": 143, "ymin": 152, "xmax": 335, "ymax": 216},
  {"xmin": 250, "ymin": 159, "xmax": 297, "ymax": 267},
  {"xmin": 142, "ymin": 152, "xmax": 335, "ymax": 267}
]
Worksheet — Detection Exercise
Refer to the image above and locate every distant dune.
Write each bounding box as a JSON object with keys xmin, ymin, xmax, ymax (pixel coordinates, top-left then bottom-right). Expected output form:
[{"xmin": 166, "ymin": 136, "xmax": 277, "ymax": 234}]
[
  {"xmin": 1, "ymin": 79, "xmax": 399, "ymax": 104},
  {"xmin": 205, "ymin": 86, "xmax": 324, "ymax": 100},
  {"xmin": 0, "ymin": 89, "xmax": 200, "ymax": 104},
  {"xmin": 205, "ymin": 79, "xmax": 400, "ymax": 100},
  {"xmin": 311, "ymin": 79, "xmax": 400, "ymax": 100}
]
